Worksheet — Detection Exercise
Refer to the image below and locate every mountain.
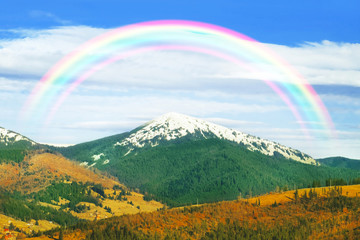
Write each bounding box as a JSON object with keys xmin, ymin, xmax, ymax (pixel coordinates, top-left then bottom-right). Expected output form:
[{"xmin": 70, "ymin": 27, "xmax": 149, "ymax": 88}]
[
  {"xmin": 0, "ymin": 126, "xmax": 36, "ymax": 148},
  {"xmin": 0, "ymin": 126, "xmax": 38, "ymax": 164},
  {"xmin": 317, "ymin": 156, "xmax": 360, "ymax": 171},
  {"xmin": 64, "ymin": 112, "xmax": 316, "ymax": 167},
  {"xmin": 116, "ymin": 112, "xmax": 316, "ymax": 165},
  {"xmin": 56, "ymin": 113, "xmax": 359, "ymax": 207}
]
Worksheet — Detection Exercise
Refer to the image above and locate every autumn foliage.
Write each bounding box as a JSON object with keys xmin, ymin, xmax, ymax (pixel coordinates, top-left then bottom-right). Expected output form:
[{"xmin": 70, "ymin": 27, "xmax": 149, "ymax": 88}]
[{"xmin": 44, "ymin": 186, "xmax": 360, "ymax": 240}]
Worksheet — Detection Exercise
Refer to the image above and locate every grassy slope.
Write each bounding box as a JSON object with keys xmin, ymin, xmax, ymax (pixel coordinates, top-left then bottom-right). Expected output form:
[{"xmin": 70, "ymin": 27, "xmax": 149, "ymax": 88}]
[
  {"xmin": 246, "ymin": 184, "xmax": 360, "ymax": 206},
  {"xmin": 0, "ymin": 151, "xmax": 121, "ymax": 193}
]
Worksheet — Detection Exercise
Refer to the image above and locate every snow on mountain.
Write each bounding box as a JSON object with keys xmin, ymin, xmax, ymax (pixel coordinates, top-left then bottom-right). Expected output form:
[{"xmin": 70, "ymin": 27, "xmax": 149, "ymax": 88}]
[
  {"xmin": 92, "ymin": 153, "xmax": 105, "ymax": 161},
  {"xmin": 114, "ymin": 112, "xmax": 317, "ymax": 165},
  {"xmin": 41, "ymin": 143, "xmax": 74, "ymax": 147},
  {"xmin": 0, "ymin": 127, "xmax": 36, "ymax": 146}
]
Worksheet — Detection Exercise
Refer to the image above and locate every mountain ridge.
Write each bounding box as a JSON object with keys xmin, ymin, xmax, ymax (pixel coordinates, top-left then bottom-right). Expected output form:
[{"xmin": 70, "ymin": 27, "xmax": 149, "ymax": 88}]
[
  {"xmin": 112, "ymin": 112, "xmax": 316, "ymax": 165},
  {"xmin": 0, "ymin": 126, "xmax": 36, "ymax": 147}
]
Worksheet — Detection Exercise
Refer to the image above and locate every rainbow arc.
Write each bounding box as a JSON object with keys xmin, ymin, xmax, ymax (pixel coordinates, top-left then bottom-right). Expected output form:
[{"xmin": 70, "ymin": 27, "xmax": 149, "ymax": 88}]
[{"xmin": 22, "ymin": 20, "xmax": 335, "ymax": 138}]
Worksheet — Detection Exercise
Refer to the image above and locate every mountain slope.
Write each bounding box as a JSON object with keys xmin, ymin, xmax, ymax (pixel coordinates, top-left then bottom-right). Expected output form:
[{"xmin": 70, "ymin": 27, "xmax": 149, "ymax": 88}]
[
  {"xmin": 0, "ymin": 126, "xmax": 38, "ymax": 164},
  {"xmin": 0, "ymin": 126, "xmax": 36, "ymax": 148},
  {"xmin": 0, "ymin": 151, "xmax": 121, "ymax": 193},
  {"xmin": 55, "ymin": 113, "xmax": 359, "ymax": 207},
  {"xmin": 0, "ymin": 127, "xmax": 165, "ymax": 237},
  {"xmin": 0, "ymin": 150, "xmax": 163, "ymax": 235},
  {"xmin": 317, "ymin": 156, "xmax": 360, "ymax": 170},
  {"xmin": 103, "ymin": 138, "xmax": 359, "ymax": 206}
]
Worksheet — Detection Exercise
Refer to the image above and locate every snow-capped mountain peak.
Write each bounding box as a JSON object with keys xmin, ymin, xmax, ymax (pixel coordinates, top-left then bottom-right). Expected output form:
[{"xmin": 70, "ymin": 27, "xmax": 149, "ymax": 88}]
[
  {"xmin": 0, "ymin": 127, "xmax": 36, "ymax": 146},
  {"xmin": 114, "ymin": 112, "xmax": 316, "ymax": 165},
  {"xmin": 145, "ymin": 112, "xmax": 230, "ymax": 139}
]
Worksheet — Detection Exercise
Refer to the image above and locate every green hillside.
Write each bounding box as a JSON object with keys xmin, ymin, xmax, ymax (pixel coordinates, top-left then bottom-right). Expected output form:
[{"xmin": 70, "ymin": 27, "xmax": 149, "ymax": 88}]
[
  {"xmin": 57, "ymin": 138, "xmax": 360, "ymax": 207},
  {"xmin": 317, "ymin": 156, "xmax": 360, "ymax": 170},
  {"xmin": 51, "ymin": 131, "xmax": 130, "ymax": 163}
]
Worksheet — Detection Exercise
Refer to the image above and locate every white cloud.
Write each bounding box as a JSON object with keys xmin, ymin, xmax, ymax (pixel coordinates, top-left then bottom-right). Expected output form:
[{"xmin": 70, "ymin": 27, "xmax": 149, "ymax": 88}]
[
  {"xmin": 267, "ymin": 41, "xmax": 360, "ymax": 86},
  {"xmin": 53, "ymin": 94, "xmax": 286, "ymax": 121},
  {"xmin": 66, "ymin": 120, "xmax": 145, "ymax": 131},
  {"xmin": 321, "ymin": 94, "xmax": 360, "ymax": 105},
  {"xmin": 0, "ymin": 26, "xmax": 107, "ymax": 77},
  {"xmin": 204, "ymin": 117, "xmax": 266, "ymax": 127},
  {"xmin": 0, "ymin": 77, "xmax": 34, "ymax": 92}
]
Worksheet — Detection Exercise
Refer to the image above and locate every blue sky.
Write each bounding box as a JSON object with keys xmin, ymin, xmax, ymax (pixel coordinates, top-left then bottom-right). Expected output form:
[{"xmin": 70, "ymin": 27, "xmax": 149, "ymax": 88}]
[
  {"xmin": 1, "ymin": 0, "xmax": 359, "ymax": 158},
  {"xmin": 1, "ymin": 1, "xmax": 359, "ymax": 45}
]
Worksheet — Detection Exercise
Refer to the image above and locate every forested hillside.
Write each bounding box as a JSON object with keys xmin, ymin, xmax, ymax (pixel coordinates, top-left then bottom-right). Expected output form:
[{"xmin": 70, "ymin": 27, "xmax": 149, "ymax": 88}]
[
  {"xmin": 39, "ymin": 185, "xmax": 360, "ymax": 240},
  {"xmin": 60, "ymin": 138, "xmax": 360, "ymax": 207},
  {"xmin": 317, "ymin": 156, "xmax": 360, "ymax": 170}
]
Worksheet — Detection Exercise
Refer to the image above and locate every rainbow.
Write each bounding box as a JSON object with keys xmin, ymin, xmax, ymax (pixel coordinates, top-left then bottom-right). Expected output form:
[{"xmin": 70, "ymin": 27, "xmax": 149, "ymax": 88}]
[{"xmin": 22, "ymin": 20, "xmax": 335, "ymax": 137}]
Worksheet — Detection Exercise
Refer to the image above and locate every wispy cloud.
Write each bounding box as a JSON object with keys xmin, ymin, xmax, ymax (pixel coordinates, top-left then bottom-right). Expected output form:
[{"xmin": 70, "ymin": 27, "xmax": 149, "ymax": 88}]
[
  {"xmin": 66, "ymin": 120, "xmax": 145, "ymax": 131},
  {"xmin": 268, "ymin": 41, "xmax": 360, "ymax": 87},
  {"xmin": 29, "ymin": 10, "xmax": 72, "ymax": 25},
  {"xmin": 0, "ymin": 77, "xmax": 34, "ymax": 92},
  {"xmin": 204, "ymin": 117, "xmax": 266, "ymax": 127}
]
